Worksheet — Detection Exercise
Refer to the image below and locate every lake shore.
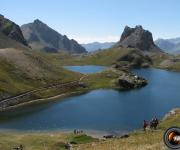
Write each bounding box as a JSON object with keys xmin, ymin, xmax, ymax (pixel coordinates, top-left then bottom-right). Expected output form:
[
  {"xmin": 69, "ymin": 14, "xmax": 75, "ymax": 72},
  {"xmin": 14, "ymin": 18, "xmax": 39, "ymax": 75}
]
[
  {"xmin": 0, "ymin": 89, "xmax": 89, "ymax": 112},
  {"xmin": 0, "ymin": 108, "xmax": 179, "ymax": 150}
]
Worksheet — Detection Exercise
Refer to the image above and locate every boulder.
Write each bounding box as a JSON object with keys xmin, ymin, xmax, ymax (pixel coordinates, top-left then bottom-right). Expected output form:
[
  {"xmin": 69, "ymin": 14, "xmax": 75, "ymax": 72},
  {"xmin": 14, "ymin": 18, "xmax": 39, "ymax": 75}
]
[{"xmin": 117, "ymin": 73, "xmax": 147, "ymax": 89}]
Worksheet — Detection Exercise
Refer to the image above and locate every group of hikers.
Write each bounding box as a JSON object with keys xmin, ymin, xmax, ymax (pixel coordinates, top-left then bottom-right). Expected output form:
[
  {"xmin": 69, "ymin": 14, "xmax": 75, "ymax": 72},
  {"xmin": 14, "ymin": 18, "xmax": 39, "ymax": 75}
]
[
  {"xmin": 74, "ymin": 129, "xmax": 84, "ymax": 134},
  {"xmin": 143, "ymin": 117, "xmax": 159, "ymax": 131}
]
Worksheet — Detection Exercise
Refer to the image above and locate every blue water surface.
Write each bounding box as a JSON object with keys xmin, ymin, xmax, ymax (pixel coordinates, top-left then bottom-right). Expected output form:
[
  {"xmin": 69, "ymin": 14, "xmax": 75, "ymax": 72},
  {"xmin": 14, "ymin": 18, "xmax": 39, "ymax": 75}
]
[{"xmin": 0, "ymin": 68, "xmax": 179, "ymax": 134}]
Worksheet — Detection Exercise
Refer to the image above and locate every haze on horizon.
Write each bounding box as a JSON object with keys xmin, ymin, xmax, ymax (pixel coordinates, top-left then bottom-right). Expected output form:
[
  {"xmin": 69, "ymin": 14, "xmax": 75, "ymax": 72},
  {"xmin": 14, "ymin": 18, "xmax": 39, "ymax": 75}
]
[{"xmin": 1, "ymin": 0, "xmax": 180, "ymax": 44}]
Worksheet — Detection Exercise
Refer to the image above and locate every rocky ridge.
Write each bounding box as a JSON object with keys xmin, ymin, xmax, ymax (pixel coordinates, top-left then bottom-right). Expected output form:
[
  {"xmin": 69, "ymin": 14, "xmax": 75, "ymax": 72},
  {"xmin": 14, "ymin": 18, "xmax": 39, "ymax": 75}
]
[
  {"xmin": 116, "ymin": 25, "xmax": 161, "ymax": 52},
  {"xmin": 21, "ymin": 19, "xmax": 87, "ymax": 53},
  {"xmin": 0, "ymin": 14, "xmax": 28, "ymax": 46}
]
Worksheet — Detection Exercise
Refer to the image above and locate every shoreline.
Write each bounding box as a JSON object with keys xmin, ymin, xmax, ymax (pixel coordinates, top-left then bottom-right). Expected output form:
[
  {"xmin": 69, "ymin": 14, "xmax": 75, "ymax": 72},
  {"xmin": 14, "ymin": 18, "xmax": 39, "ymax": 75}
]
[
  {"xmin": 0, "ymin": 89, "xmax": 90, "ymax": 112},
  {"xmin": 0, "ymin": 108, "xmax": 179, "ymax": 139}
]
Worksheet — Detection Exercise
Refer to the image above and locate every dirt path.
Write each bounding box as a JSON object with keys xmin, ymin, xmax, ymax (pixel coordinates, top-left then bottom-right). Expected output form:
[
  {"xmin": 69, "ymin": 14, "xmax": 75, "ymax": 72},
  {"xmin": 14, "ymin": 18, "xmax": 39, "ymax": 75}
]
[{"xmin": 0, "ymin": 75, "xmax": 88, "ymax": 109}]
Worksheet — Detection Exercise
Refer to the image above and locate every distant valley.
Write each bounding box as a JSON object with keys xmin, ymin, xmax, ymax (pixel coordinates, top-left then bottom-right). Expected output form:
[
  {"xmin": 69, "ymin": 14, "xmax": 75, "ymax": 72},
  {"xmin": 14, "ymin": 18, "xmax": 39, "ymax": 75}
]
[{"xmin": 81, "ymin": 42, "xmax": 116, "ymax": 52}]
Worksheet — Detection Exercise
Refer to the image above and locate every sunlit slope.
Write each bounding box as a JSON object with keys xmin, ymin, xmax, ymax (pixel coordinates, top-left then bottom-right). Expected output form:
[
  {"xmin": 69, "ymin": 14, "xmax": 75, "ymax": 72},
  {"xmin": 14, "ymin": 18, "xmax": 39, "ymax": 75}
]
[
  {"xmin": 46, "ymin": 47, "xmax": 152, "ymax": 67},
  {"xmin": 0, "ymin": 48, "xmax": 81, "ymax": 100}
]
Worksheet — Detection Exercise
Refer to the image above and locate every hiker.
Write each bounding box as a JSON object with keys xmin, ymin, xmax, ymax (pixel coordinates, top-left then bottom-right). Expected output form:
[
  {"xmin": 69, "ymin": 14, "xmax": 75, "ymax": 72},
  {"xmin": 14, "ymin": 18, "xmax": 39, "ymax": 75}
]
[
  {"xmin": 153, "ymin": 117, "xmax": 159, "ymax": 129},
  {"xmin": 154, "ymin": 117, "xmax": 159, "ymax": 126},
  {"xmin": 74, "ymin": 129, "xmax": 77, "ymax": 134},
  {"xmin": 143, "ymin": 120, "xmax": 148, "ymax": 131},
  {"xmin": 150, "ymin": 117, "xmax": 159, "ymax": 129},
  {"xmin": 80, "ymin": 130, "xmax": 83, "ymax": 134}
]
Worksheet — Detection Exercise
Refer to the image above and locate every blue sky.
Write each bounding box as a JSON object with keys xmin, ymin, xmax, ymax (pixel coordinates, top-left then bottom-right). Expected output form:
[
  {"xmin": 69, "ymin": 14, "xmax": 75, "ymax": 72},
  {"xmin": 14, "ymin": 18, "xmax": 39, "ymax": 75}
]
[{"xmin": 1, "ymin": 0, "xmax": 180, "ymax": 43}]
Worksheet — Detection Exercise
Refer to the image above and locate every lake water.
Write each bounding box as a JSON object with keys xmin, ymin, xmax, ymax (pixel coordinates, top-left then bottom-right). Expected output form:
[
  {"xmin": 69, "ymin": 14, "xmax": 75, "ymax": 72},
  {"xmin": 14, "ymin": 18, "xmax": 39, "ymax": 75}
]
[
  {"xmin": 0, "ymin": 67, "xmax": 180, "ymax": 135},
  {"xmin": 64, "ymin": 65, "xmax": 107, "ymax": 74}
]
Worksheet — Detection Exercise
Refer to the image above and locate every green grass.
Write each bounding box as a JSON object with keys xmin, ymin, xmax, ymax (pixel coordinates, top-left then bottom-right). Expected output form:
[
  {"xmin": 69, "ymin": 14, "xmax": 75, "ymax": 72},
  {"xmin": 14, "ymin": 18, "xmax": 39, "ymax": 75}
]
[
  {"xmin": 82, "ymin": 69, "xmax": 122, "ymax": 89},
  {"xmin": 42, "ymin": 47, "xmax": 135, "ymax": 66},
  {"xmin": 69, "ymin": 134, "xmax": 98, "ymax": 144},
  {"xmin": 0, "ymin": 132, "xmax": 98, "ymax": 150},
  {"xmin": 0, "ymin": 48, "xmax": 82, "ymax": 101}
]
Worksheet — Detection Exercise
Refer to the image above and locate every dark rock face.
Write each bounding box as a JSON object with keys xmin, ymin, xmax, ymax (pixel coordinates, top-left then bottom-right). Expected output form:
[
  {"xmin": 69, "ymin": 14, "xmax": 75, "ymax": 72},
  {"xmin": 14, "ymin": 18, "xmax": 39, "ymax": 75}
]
[
  {"xmin": 0, "ymin": 14, "xmax": 28, "ymax": 46},
  {"xmin": 116, "ymin": 25, "xmax": 161, "ymax": 51},
  {"xmin": 21, "ymin": 19, "xmax": 87, "ymax": 53}
]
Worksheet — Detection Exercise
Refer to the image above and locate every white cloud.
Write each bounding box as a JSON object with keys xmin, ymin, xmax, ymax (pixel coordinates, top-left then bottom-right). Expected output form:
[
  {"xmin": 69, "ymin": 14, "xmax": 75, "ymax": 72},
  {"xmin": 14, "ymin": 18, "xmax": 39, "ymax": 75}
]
[{"xmin": 70, "ymin": 35, "xmax": 120, "ymax": 44}]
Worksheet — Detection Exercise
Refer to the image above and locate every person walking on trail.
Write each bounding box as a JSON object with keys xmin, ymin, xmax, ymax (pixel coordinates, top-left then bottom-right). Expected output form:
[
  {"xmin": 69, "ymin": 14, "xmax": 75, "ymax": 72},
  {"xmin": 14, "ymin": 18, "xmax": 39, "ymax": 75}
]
[{"xmin": 143, "ymin": 120, "xmax": 148, "ymax": 131}]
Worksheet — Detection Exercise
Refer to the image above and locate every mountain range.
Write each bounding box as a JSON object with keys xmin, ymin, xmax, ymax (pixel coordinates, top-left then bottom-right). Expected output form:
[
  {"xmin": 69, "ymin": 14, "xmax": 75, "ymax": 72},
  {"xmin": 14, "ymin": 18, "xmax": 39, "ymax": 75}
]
[
  {"xmin": 21, "ymin": 19, "xmax": 86, "ymax": 53},
  {"xmin": 81, "ymin": 42, "xmax": 116, "ymax": 52},
  {"xmin": 155, "ymin": 38, "xmax": 180, "ymax": 54}
]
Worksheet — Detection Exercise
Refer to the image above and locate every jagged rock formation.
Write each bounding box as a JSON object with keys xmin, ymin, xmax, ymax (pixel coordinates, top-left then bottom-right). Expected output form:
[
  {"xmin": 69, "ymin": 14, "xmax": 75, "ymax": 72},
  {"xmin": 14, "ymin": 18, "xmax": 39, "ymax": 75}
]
[
  {"xmin": 0, "ymin": 14, "xmax": 28, "ymax": 46},
  {"xmin": 116, "ymin": 25, "xmax": 161, "ymax": 52},
  {"xmin": 21, "ymin": 19, "xmax": 87, "ymax": 53}
]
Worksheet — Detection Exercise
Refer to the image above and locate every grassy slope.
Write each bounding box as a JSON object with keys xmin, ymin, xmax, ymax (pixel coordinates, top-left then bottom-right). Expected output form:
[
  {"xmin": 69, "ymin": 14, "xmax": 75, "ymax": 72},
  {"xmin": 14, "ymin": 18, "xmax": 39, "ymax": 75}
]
[
  {"xmin": 82, "ymin": 69, "xmax": 124, "ymax": 89},
  {"xmin": 0, "ymin": 132, "xmax": 97, "ymax": 150},
  {"xmin": 44, "ymin": 47, "xmax": 135, "ymax": 66},
  {"xmin": 0, "ymin": 109, "xmax": 178, "ymax": 150},
  {"xmin": 0, "ymin": 48, "xmax": 82, "ymax": 100}
]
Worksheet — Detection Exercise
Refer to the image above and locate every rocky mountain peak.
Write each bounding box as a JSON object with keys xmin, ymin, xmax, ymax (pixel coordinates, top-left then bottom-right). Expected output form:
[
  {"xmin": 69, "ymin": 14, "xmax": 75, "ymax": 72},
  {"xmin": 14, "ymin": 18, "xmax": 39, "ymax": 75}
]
[
  {"xmin": 34, "ymin": 19, "xmax": 42, "ymax": 23},
  {"xmin": 21, "ymin": 20, "xmax": 87, "ymax": 53},
  {"xmin": 33, "ymin": 19, "xmax": 46, "ymax": 27},
  {"xmin": 0, "ymin": 14, "xmax": 28, "ymax": 46},
  {"xmin": 117, "ymin": 25, "xmax": 161, "ymax": 51}
]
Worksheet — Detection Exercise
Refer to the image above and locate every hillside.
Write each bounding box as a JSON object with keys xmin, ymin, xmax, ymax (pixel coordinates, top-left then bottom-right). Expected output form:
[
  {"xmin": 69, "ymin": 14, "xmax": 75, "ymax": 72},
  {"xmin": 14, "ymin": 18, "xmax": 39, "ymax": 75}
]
[
  {"xmin": 0, "ymin": 48, "xmax": 83, "ymax": 108},
  {"xmin": 0, "ymin": 14, "xmax": 28, "ymax": 49},
  {"xmin": 0, "ymin": 32, "xmax": 28, "ymax": 50},
  {"xmin": 0, "ymin": 14, "xmax": 27, "ymax": 46},
  {"xmin": 21, "ymin": 19, "xmax": 87, "ymax": 53}
]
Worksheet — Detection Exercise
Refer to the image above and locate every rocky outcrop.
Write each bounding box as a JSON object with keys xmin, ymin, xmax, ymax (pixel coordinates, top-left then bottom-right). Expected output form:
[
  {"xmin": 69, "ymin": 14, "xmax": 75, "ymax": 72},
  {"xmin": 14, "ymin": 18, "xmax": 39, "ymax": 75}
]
[
  {"xmin": 112, "ymin": 50, "xmax": 152, "ymax": 70},
  {"xmin": 21, "ymin": 19, "xmax": 87, "ymax": 53},
  {"xmin": 0, "ymin": 14, "xmax": 28, "ymax": 46},
  {"xmin": 116, "ymin": 25, "xmax": 161, "ymax": 52},
  {"xmin": 117, "ymin": 73, "xmax": 147, "ymax": 89}
]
